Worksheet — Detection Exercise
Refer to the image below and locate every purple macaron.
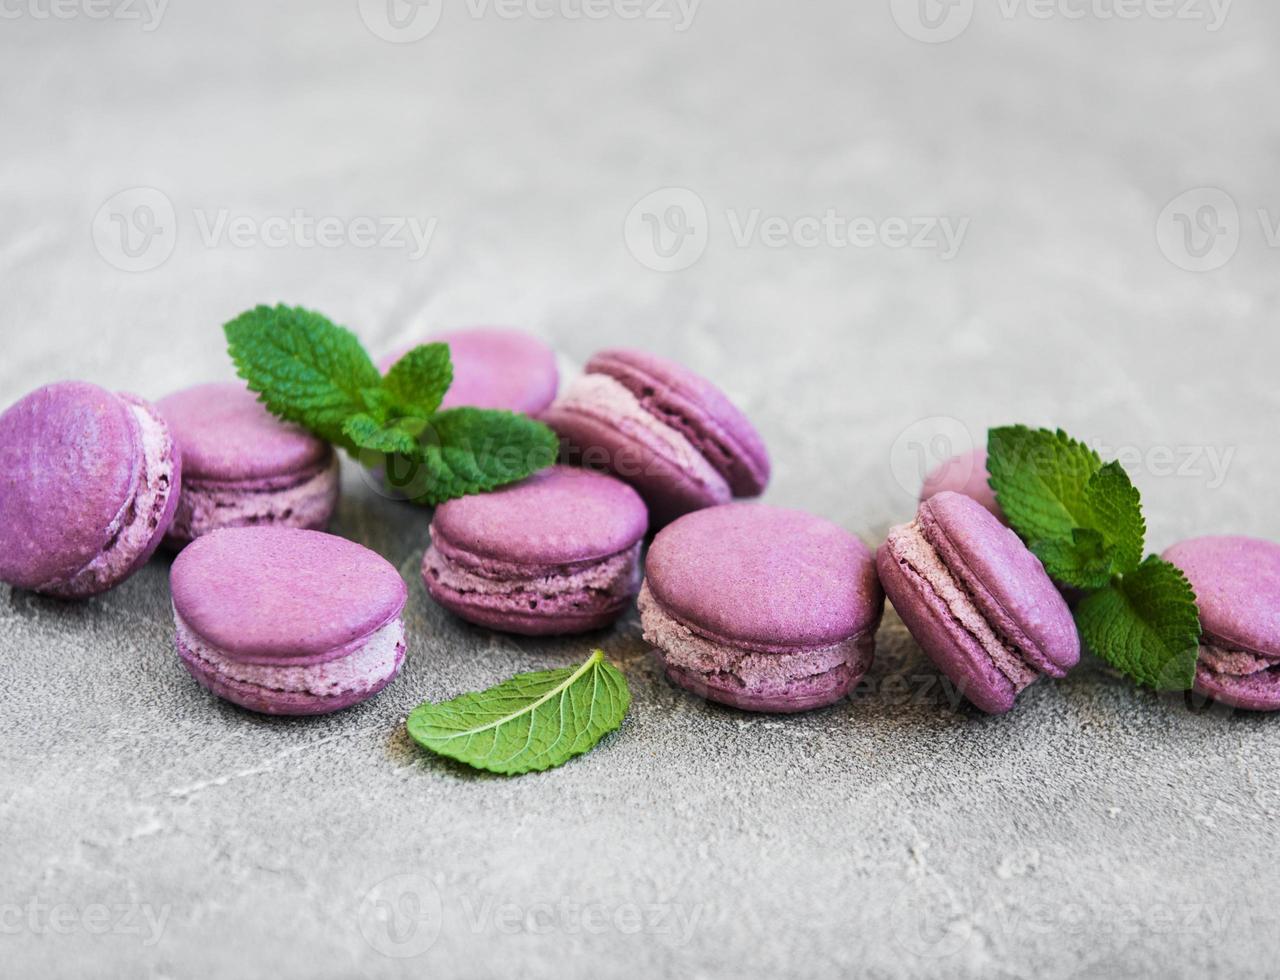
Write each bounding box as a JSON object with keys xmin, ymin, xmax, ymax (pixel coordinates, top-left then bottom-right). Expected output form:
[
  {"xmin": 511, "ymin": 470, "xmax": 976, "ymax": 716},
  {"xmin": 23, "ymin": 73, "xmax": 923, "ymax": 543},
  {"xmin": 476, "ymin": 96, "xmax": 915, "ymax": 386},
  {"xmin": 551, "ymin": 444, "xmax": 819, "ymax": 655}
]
[
  {"xmin": 544, "ymin": 349, "xmax": 770, "ymax": 527},
  {"xmin": 638, "ymin": 503, "xmax": 883, "ymax": 713},
  {"xmin": 920, "ymin": 447, "xmax": 1005, "ymax": 522},
  {"xmin": 171, "ymin": 527, "xmax": 407, "ymax": 715},
  {"xmin": 1163, "ymin": 535, "xmax": 1280, "ymax": 711},
  {"xmin": 878, "ymin": 491, "xmax": 1079, "ymax": 714},
  {"xmin": 158, "ymin": 383, "xmax": 339, "ymax": 546},
  {"xmin": 380, "ymin": 327, "xmax": 559, "ymax": 416},
  {"xmin": 422, "ymin": 465, "xmax": 647, "ymax": 635},
  {"xmin": 0, "ymin": 381, "xmax": 180, "ymax": 598}
]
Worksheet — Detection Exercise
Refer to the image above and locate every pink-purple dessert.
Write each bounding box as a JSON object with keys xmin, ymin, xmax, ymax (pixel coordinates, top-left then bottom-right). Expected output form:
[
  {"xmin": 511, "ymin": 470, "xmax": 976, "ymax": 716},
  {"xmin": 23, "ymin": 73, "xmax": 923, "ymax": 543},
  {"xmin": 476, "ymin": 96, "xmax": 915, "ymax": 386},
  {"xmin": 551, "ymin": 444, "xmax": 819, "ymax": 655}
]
[
  {"xmin": 422, "ymin": 465, "xmax": 647, "ymax": 635},
  {"xmin": 920, "ymin": 447, "xmax": 1005, "ymax": 523},
  {"xmin": 878, "ymin": 491, "xmax": 1079, "ymax": 714},
  {"xmin": 639, "ymin": 503, "xmax": 883, "ymax": 713},
  {"xmin": 379, "ymin": 327, "xmax": 559, "ymax": 416},
  {"xmin": 544, "ymin": 349, "xmax": 770, "ymax": 527},
  {"xmin": 170, "ymin": 526, "xmax": 407, "ymax": 715},
  {"xmin": 158, "ymin": 382, "xmax": 339, "ymax": 546},
  {"xmin": 0, "ymin": 380, "xmax": 180, "ymax": 598},
  {"xmin": 1163, "ymin": 535, "xmax": 1280, "ymax": 711}
]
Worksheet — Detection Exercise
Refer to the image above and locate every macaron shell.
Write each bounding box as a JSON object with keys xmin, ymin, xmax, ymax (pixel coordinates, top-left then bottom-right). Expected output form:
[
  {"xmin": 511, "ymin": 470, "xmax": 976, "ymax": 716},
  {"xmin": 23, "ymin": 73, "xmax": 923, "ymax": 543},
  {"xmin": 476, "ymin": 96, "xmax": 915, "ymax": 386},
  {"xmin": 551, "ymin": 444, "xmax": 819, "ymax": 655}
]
[
  {"xmin": 643, "ymin": 503, "xmax": 883, "ymax": 651},
  {"xmin": 158, "ymin": 382, "xmax": 331, "ymax": 481},
  {"xmin": 919, "ymin": 492, "xmax": 1078, "ymax": 675},
  {"xmin": 1193, "ymin": 660, "xmax": 1280, "ymax": 712},
  {"xmin": 876, "ymin": 539, "xmax": 1018, "ymax": 713},
  {"xmin": 430, "ymin": 465, "xmax": 647, "ymax": 566},
  {"xmin": 0, "ymin": 381, "xmax": 142, "ymax": 589},
  {"xmin": 170, "ymin": 527, "xmax": 407, "ymax": 659},
  {"xmin": 920, "ymin": 448, "xmax": 1004, "ymax": 523},
  {"xmin": 587, "ymin": 349, "xmax": 770, "ymax": 497},
  {"xmin": 379, "ymin": 327, "xmax": 559, "ymax": 415},
  {"xmin": 544, "ymin": 402, "xmax": 730, "ymax": 526},
  {"xmin": 1162, "ymin": 536, "xmax": 1280, "ymax": 658}
]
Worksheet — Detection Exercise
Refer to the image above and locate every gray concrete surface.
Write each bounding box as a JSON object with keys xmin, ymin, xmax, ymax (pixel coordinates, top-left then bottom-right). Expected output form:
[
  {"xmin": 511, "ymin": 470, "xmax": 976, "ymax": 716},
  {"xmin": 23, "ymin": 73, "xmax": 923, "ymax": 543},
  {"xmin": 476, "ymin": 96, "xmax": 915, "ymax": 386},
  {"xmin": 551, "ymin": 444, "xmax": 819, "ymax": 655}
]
[{"xmin": 3, "ymin": 1, "xmax": 1279, "ymax": 977}]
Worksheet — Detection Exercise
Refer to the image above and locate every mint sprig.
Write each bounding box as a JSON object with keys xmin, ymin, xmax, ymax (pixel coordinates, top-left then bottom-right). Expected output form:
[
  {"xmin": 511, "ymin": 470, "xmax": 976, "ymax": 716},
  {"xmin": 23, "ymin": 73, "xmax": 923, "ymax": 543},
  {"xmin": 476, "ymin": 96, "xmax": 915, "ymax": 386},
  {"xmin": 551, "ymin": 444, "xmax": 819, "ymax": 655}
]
[
  {"xmin": 988, "ymin": 425, "xmax": 1201, "ymax": 691},
  {"xmin": 406, "ymin": 650, "xmax": 631, "ymax": 775},
  {"xmin": 224, "ymin": 304, "xmax": 558, "ymax": 505}
]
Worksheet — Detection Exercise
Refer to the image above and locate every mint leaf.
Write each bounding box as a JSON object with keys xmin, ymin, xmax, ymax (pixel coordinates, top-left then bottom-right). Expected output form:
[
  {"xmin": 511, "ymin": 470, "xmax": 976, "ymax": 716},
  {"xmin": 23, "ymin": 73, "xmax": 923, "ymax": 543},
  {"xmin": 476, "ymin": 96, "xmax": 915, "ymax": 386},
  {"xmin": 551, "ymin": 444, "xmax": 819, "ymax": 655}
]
[
  {"xmin": 1074, "ymin": 555, "xmax": 1201, "ymax": 690},
  {"xmin": 225, "ymin": 304, "xmax": 381, "ymax": 448},
  {"xmin": 1082, "ymin": 461, "xmax": 1145, "ymax": 576},
  {"xmin": 406, "ymin": 650, "xmax": 631, "ymax": 775},
  {"xmin": 400, "ymin": 407, "xmax": 559, "ymax": 506},
  {"xmin": 987, "ymin": 426, "xmax": 1103, "ymax": 546},
  {"xmin": 383, "ymin": 343, "xmax": 453, "ymax": 419},
  {"xmin": 1033, "ymin": 528, "xmax": 1114, "ymax": 590},
  {"xmin": 342, "ymin": 413, "xmax": 418, "ymax": 456}
]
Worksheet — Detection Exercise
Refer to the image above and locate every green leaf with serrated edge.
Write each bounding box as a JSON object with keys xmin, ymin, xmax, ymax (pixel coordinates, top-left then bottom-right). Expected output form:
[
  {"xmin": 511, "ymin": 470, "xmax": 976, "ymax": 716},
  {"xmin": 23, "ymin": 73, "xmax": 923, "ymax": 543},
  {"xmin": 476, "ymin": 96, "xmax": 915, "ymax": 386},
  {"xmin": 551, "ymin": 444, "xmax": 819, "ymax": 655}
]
[
  {"xmin": 987, "ymin": 426, "xmax": 1103, "ymax": 549},
  {"xmin": 1033, "ymin": 528, "xmax": 1115, "ymax": 590},
  {"xmin": 399, "ymin": 407, "xmax": 559, "ymax": 506},
  {"xmin": 342, "ymin": 413, "xmax": 418, "ymax": 456},
  {"xmin": 382, "ymin": 342, "xmax": 453, "ymax": 419},
  {"xmin": 225, "ymin": 304, "xmax": 382, "ymax": 448},
  {"xmin": 406, "ymin": 650, "xmax": 631, "ymax": 775},
  {"xmin": 1082, "ymin": 461, "xmax": 1145, "ymax": 576},
  {"xmin": 1074, "ymin": 555, "xmax": 1201, "ymax": 691}
]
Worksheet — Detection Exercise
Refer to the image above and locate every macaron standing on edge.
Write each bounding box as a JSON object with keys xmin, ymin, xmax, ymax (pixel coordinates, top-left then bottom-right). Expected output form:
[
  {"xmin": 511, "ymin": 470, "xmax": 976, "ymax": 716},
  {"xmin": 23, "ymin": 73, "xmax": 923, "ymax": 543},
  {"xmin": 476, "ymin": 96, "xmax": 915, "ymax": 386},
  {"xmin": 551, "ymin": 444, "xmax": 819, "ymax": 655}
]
[
  {"xmin": 170, "ymin": 527, "xmax": 408, "ymax": 715},
  {"xmin": 0, "ymin": 381, "xmax": 181, "ymax": 599},
  {"xmin": 544, "ymin": 349, "xmax": 770, "ymax": 527},
  {"xmin": 159, "ymin": 382, "xmax": 339, "ymax": 546},
  {"xmin": 639, "ymin": 503, "xmax": 884, "ymax": 713},
  {"xmin": 379, "ymin": 327, "xmax": 560, "ymax": 416},
  {"xmin": 877, "ymin": 491, "xmax": 1079, "ymax": 714},
  {"xmin": 422, "ymin": 465, "xmax": 648, "ymax": 635},
  {"xmin": 1163, "ymin": 535, "xmax": 1280, "ymax": 711}
]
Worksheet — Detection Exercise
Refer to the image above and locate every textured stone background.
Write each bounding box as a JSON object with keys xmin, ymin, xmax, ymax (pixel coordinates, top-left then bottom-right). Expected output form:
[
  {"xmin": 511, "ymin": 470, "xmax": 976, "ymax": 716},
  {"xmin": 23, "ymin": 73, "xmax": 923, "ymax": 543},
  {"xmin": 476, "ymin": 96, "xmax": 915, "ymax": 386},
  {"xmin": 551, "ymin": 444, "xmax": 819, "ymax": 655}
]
[{"xmin": 2, "ymin": 1, "xmax": 1278, "ymax": 977}]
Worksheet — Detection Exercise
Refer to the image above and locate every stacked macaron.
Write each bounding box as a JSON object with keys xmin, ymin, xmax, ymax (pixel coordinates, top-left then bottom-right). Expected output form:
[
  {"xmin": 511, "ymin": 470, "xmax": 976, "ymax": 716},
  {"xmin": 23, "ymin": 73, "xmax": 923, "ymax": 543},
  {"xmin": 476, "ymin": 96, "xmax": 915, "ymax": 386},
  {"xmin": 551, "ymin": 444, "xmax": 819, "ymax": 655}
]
[
  {"xmin": 422, "ymin": 465, "xmax": 647, "ymax": 635},
  {"xmin": 0, "ymin": 381, "xmax": 180, "ymax": 598},
  {"xmin": 158, "ymin": 382, "xmax": 339, "ymax": 545},
  {"xmin": 545, "ymin": 349, "xmax": 769, "ymax": 526},
  {"xmin": 171, "ymin": 527, "xmax": 407, "ymax": 715},
  {"xmin": 638, "ymin": 503, "xmax": 883, "ymax": 712},
  {"xmin": 1163, "ymin": 536, "xmax": 1280, "ymax": 711}
]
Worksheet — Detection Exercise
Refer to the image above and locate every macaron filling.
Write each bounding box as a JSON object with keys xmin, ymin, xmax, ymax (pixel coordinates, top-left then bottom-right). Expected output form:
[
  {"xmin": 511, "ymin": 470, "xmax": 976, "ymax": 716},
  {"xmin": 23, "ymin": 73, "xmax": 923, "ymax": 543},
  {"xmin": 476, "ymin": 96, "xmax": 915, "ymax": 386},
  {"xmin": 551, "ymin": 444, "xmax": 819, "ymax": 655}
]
[
  {"xmin": 175, "ymin": 610, "xmax": 405, "ymax": 696},
  {"xmin": 554, "ymin": 373, "xmax": 731, "ymax": 504},
  {"xmin": 167, "ymin": 454, "xmax": 339, "ymax": 543},
  {"xmin": 41, "ymin": 397, "xmax": 177, "ymax": 598},
  {"xmin": 422, "ymin": 534, "xmax": 642, "ymax": 617},
  {"xmin": 883, "ymin": 518, "xmax": 1039, "ymax": 693},
  {"xmin": 638, "ymin": 583, "xmax": 873, "ymax": 699}
]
